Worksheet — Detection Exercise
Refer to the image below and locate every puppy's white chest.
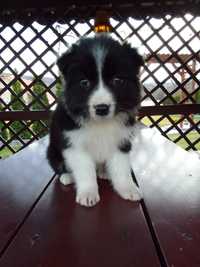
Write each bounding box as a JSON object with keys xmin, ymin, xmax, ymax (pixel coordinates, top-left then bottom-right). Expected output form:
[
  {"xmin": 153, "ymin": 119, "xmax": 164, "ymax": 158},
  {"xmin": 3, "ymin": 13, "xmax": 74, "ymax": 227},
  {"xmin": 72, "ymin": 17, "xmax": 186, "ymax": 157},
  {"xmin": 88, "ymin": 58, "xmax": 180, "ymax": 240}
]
[{"xmin": 68, "ymin": 119, "xmax": 129, "ymax": 163}]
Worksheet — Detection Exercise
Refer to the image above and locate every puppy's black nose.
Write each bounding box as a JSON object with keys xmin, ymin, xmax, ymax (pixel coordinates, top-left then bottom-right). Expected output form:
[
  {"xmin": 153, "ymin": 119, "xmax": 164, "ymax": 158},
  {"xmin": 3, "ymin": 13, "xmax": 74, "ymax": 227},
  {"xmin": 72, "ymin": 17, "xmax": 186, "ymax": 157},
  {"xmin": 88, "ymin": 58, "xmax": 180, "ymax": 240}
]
[{"xmin": 95, "ymin": 104, "xmax": 110, "ymax": 116}]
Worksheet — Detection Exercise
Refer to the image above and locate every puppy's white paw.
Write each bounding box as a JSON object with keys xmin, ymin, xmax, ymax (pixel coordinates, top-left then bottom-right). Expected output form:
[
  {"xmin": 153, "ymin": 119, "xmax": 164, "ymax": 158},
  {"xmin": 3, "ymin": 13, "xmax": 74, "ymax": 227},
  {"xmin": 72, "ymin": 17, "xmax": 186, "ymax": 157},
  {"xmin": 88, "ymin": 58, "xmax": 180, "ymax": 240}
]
[
  {"xmin": 116, "ymin": 184, "xmax": 142, "ymax": 202},
  {"xmin": 59, "ymin": 173, "xmax": 73, "ymax": 186},
  {"xmin": 76, "ymin": 189, "xmax": 100, "ymax": 207}
]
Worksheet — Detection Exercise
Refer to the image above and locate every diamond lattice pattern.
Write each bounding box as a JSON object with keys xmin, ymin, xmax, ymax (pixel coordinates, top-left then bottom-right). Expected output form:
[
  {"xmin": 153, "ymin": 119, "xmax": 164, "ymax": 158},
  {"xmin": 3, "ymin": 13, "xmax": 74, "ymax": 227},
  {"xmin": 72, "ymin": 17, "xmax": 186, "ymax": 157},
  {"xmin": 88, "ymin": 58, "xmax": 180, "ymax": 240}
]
[{"xmin": 0, "ymin": 14, "xmax": 200, "ymax": 157}]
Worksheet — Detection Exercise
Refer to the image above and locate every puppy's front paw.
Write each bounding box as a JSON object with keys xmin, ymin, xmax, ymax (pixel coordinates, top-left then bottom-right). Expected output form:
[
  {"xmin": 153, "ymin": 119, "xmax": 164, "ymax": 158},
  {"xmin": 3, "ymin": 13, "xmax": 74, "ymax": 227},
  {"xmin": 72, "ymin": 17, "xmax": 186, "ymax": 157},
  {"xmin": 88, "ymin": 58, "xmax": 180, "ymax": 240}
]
[
  {"xmin": 116, "ymin": 184, "xmax": 142, "ymax": 202},
  {"xmin": 76, "ymin": 189, "xmax": 100, "ymax": 207},
  {"xmin": 59, "ymin": 173, "xmax": 73, "ymax": 186}
]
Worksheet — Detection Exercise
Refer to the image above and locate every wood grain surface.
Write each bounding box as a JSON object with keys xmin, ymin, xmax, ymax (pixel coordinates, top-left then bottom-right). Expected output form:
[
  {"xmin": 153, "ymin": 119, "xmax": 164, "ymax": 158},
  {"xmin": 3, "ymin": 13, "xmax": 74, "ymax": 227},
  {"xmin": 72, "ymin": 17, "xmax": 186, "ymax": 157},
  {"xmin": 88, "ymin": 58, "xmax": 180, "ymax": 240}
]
[
  {"xmin": 0, "ymin": 137, "xmax": 54, "ymax": 255},
  {"xmin": 0, "ymin": 179, "xmax": 160, "ymax": 267}
]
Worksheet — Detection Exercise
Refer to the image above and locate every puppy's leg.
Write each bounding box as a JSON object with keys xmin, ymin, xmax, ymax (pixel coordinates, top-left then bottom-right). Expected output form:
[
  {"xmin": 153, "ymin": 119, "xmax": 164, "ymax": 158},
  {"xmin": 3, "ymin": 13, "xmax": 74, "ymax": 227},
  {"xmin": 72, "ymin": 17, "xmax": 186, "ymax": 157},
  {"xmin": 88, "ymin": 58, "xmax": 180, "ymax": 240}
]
[
  {"xmin": 63, "ymin": 149, "xmax": 99, "ymax": 207},
  {"xmin": 97, "ymin": 163, "xmax": 108, "ymax": 180},
  {"xmin": 59, "ymin": 173, "xmax": 73, "ymax": 186},
  {"xmin": 107, "ymin": 152, "xmax": 142, "ymax": 201}
]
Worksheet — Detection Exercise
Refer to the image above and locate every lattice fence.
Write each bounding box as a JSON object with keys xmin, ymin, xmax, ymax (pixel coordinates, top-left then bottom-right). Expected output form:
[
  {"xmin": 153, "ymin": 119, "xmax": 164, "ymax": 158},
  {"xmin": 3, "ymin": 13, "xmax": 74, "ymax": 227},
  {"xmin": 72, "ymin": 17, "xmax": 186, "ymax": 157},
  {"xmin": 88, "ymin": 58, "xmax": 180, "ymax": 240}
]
[{"xmin": 0, "ymin": 8, "xmax": 200, "ymax": 158}]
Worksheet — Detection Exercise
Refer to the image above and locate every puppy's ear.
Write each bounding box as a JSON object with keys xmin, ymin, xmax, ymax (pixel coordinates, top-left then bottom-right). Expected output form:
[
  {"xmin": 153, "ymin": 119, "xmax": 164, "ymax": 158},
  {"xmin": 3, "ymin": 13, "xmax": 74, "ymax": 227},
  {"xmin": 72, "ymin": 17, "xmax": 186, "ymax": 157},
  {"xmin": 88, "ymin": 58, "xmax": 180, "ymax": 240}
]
[
  {"xmin": 57, "ymin": 42, "xmax": 78, "ymax": 74},
  {"xmin": 57, "ymin": 50, "xmax": 73, "ymax": 74},
  {"xmin": 122, "ymin": 42, "xmax": 144, "ymax": 75}
]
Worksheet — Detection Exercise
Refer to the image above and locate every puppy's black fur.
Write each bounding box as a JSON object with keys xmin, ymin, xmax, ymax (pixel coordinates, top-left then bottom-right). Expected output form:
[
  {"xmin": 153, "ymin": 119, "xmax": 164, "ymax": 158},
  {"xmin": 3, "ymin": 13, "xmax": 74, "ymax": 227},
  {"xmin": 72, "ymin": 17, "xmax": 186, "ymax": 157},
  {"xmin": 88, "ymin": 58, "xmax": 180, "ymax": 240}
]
[{"xmin": 47, "ymin": 35, "xmax": 143, "ymax": 175}]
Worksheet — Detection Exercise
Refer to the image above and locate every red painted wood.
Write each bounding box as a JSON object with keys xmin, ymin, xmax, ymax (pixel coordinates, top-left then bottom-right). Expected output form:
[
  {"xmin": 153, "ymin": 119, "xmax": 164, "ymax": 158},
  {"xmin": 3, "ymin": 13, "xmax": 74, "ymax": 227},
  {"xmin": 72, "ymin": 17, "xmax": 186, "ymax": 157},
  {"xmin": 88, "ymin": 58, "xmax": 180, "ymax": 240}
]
[
  {"xmin": 0, "ymin": 137, "xmax": 54, "ymax": 255},
  {"xmin": 137, "ymin": 172, "xmax": 200, "ymax": 267},
  {"xmin": 0, "ymin": 179, "xmax": 161, "ymax": 267}
]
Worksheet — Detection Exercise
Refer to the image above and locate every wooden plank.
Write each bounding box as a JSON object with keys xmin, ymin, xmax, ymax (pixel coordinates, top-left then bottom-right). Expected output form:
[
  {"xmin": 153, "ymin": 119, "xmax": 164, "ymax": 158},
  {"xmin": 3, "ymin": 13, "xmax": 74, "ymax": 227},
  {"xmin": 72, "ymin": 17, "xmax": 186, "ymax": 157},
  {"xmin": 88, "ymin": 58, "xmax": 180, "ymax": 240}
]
[
  {"xmin": 0, "ymin": 104, "xmax": 200, "ymax": 121},
  {"xmin": 0, "ymin": 111, "xmax": 51, "ymax": 121},
  {"xmin": 131, "ymin": 123, "xmax": 200, "ymax": 267},
  {"xmin": 0, "ymin": 179, "xmax": 161, "ymax": 267},
  {"xmin": 0, "ymin": 0, "xmax": 197, "ymax": 9},
  {"xmin": 0, "ymin": 136, "xmax": 54, "ymax": 256},
  {"xmin": 138, "ymin": 104, "xmax": 200, "ymax": 116}
]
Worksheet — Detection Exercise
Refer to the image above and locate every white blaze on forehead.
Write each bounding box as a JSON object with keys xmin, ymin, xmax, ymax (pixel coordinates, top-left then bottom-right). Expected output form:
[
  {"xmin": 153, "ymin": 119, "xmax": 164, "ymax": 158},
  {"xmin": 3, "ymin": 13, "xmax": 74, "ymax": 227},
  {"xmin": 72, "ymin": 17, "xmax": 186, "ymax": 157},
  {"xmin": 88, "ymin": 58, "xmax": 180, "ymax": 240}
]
[
  {"xmin": 89, "ymin": 44, "xmax": 115, "ymax": 107},
  {"xmin": 88, "ymin": 45, "xmax": 115, "ymax": 120},
  {"xmin": 92, "ymin": 44, "xmax": 107, "ymax": 75}
]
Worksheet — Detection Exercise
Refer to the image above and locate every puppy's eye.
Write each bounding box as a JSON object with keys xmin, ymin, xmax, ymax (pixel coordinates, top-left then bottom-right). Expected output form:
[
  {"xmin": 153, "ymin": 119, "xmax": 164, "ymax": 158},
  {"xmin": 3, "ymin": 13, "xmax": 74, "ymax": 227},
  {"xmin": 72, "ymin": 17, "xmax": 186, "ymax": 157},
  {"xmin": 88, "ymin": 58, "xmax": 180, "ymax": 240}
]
[
  {"xmin": 111, "ymin": 77, "xmax": 125, "ymax": 87},
  {"xmin": 80, "ymin": 79, "xmax": 91, "ymax": 89}
]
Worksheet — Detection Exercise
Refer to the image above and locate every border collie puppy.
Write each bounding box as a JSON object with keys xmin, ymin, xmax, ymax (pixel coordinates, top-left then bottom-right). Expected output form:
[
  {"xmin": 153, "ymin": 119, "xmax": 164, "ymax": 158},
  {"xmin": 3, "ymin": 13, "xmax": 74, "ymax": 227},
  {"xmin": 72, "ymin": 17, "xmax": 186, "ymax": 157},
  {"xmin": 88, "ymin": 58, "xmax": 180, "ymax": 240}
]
[{"xmin": 47, "ymin": 34, "xmax": 143, "ymax": 207}]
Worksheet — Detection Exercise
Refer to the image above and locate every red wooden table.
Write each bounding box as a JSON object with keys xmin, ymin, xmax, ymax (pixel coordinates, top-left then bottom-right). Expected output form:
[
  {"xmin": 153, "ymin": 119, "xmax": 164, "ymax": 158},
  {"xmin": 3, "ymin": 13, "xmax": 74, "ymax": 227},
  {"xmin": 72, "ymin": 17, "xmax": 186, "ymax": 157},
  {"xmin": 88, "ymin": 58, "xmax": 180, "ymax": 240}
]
[{"xmin": 0, "ymin": 124, "xmax": 200, "ymax": 267}]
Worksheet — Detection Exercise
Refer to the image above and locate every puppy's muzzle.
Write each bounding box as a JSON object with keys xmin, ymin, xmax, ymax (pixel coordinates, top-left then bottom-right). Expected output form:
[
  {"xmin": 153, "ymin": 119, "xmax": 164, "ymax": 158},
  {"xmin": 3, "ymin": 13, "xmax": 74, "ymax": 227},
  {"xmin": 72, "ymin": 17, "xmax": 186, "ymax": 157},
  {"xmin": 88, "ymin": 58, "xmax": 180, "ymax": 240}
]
[{"xmin": 94, "ymin": 104, "xmax": 110, "ymax": 116}]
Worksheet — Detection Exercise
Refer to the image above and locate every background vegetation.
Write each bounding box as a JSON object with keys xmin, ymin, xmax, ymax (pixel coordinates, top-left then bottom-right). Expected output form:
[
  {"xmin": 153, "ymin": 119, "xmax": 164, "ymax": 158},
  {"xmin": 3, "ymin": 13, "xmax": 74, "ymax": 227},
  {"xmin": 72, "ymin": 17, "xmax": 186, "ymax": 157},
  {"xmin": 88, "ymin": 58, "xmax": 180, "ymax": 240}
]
[{"xmin": 0, "ymin": 79, "xmax": 199, "ymax": 158}]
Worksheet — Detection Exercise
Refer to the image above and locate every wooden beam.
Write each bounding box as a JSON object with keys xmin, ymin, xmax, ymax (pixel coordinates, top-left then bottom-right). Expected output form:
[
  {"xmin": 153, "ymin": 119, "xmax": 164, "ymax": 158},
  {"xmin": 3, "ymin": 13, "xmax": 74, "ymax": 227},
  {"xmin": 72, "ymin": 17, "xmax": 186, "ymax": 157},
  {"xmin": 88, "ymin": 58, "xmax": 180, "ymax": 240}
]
[
  {"xmin": 0, "ymin": 104, "xmax": 199, "ymax": 121},
  {"xmin": 146, "ymin": 54, "xmax": 200, "ymax": 64}
]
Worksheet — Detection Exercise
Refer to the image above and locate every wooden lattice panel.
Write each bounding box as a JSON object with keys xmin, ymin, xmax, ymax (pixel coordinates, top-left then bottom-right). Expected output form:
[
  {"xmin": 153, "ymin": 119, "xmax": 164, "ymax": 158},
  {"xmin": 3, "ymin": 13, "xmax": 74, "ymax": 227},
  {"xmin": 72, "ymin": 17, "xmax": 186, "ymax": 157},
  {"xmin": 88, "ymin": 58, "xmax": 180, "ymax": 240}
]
[{"xmin": 0, "ymin": 11, "xmax": 200, "ymax": 157}]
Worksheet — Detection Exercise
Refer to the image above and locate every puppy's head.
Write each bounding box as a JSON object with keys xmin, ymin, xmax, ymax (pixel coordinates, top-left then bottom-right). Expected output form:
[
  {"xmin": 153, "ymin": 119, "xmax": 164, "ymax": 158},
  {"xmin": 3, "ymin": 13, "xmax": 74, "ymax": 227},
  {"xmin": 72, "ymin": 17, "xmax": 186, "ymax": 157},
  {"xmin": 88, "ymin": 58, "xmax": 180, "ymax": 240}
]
[{"xmin": 57, "ymin": 34, "xmax": 143, "ymax": 122}]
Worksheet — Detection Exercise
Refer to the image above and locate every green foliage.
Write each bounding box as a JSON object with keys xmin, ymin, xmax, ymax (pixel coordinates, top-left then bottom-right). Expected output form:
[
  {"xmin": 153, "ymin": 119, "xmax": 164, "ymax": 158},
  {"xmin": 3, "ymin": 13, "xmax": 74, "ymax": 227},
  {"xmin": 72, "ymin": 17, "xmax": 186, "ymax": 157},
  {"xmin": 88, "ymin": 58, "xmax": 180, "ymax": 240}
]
[
  {"xmin": 55, "ymin": 79, "xmax": 63, "ymax": 99},
  {"xmin": 11, "ymin": 79, "xmax": 24, "ymax": 110},
  {"xmin": 162, "ymin": 93, "xmax": 181, "ymax": 105},
  {"xmin": 0, "ymin": 102, "xmax": 9, "ymax": 141},
  {"xmin": 32, "ymin": 81, "xmax": 49, "ymax": 110},
  {"xmin": 10, "ymin": 78, "xmax": 32, "ymax": 140},
  {"xmin": 162, "ymin": 96, "xmax": 173, "ymax": 105},
  {"xmin": 10, "ymin": 121, "xmax": 31, "ymax": 139},
  {"xmin": 173, "ymin": 93, "xmax": 181, "ymax": 103},
  {"xmin": 195, "ymin": 89, "xmax": 200, "ymax": 104},
  {"xmin": 31, "ymin": 80, "xmax": 49, "ymax": 137}
]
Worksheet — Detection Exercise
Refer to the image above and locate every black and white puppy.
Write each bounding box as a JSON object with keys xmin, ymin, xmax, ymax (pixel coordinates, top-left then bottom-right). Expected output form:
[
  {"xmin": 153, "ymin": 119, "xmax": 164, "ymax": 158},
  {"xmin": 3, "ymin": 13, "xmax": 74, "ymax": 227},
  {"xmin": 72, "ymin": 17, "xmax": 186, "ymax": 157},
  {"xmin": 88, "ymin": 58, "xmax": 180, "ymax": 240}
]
[{"xmin": 47, "ymin": 34, "xmax": 143, "ymax": 207}]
